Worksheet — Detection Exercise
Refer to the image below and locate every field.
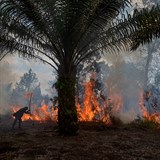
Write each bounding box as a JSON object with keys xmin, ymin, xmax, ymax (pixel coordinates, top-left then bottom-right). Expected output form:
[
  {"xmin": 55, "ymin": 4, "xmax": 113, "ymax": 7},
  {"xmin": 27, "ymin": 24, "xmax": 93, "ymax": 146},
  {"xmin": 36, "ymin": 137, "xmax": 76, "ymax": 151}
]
[{"xmin": 0, "ymin": 120, "xmax": 160, "ymax": 160}]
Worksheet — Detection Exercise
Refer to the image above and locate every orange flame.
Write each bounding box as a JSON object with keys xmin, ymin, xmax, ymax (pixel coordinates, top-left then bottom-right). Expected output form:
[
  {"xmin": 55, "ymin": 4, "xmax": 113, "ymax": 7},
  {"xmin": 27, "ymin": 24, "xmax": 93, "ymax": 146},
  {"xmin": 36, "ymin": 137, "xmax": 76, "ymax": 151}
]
[
  {"xmin": 77, "ymin": 79, "xmax": 122, "ymax": 124},
  {"xmin": 12, "ymin": 104, "xmax": 58, "ymax": 122},
  {"xmin": 79, "ymin": 80, "xmax": 100, "ymax": 121},
  {"xmin": 11, "ymin": 77, "xmax": 125, "ymax": 125},
  {"xmin": 139, "ymin": 90, "xmax": 160, "ymax": 124},
  {"xmin": 16, "ymin": 77, "xmax": 160, "ymax": 126},
  {"xmin": 11, "ymin": 79, "xmax": 123, "ymax": 124}
]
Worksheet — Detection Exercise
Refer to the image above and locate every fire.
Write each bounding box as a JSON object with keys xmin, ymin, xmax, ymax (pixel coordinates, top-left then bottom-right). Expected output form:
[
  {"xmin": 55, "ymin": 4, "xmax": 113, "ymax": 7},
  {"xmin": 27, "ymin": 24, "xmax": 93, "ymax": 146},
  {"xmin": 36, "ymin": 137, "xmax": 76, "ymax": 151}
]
[
  {"xmin": 11, "ymin": 78, "xmax": 160, "ymax": 126},
  {"xmin": 77, "ymin": 79, "xmax": 122, "ymax": 124},
  {"xmin": 12, "ymin": 104, "xmax": 58, "ymax": 122},
  {"xmin": 11, "ymin": 79, "xmax": 122, "ymax": 124},
  {"xmin": 79, "ymin": 80, "xmax": 101, "ymax": 121},
  {"xmin": 11, "ymin": 77, "xmax": 124, "ymax": 124},
  {"xmin": 139, "ymin": 90, "xmax": 160, "ymax": 124}
]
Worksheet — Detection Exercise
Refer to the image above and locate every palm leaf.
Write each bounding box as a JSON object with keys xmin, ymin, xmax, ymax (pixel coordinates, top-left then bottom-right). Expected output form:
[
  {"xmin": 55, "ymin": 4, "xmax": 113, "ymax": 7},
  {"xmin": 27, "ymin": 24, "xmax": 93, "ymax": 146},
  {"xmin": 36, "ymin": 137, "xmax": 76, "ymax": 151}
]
[
  {"xmin": 1, "ymin": 0, "xmax": 160, "ymax": 71},
  {"xmin": 74, "ymin": 5, "xmax": 160, "ymax": 65}
]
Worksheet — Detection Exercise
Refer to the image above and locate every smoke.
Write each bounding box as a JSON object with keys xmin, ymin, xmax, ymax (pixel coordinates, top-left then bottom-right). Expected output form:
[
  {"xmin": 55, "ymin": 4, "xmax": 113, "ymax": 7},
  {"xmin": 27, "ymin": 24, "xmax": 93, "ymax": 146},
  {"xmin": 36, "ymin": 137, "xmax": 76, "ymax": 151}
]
[
  {"xmin": 132, "ymin": 0, "xmax": 144, "ymax": 8},
  {"xmin": 0, "ymin": 60, "xmax": 16, "ymax": 115},
  {"xmin": 101, "ymin": 53, "xmax": 145, "ymax": 123},
  {"xmin": 112, "ymin": 108, "xmax": 137, "ymax": 124}
]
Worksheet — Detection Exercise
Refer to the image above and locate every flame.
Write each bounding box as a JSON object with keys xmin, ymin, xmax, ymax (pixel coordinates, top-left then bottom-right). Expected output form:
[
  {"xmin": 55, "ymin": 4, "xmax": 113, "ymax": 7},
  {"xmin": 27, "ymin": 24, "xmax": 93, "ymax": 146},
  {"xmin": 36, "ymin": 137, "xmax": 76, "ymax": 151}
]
[
  {"xmin": 14, "ymin": 83, "xmax": 160, "ymax": 126},
  {"xmin": 11, "ymin": 79, "xmax": 123, "ymax": 124},
  {"xmin": 12, "ymin": 104, "xmax": 58, "ymax": 122},
  {"xmin": 79, "ymin": 80, "xmax": 100, "ymax": 121},
  {"xmin": 12, "ymin": 86, "xmax": 160, "ymax": 126},
  {"xmin": 139, "ymin": 90, "xmax": 160, "ymax": 124},
  {"xmin": 77, "ymin": 79, "xmax": 122, "ymax": 124}
]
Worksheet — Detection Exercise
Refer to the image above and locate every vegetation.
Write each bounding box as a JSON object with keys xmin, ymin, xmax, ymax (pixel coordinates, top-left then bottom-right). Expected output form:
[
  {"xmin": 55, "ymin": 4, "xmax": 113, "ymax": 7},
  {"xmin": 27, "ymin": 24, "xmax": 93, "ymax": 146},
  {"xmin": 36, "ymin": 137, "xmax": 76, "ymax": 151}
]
[
  {"xmin": 1, "ymin": 0, "xmax": 160, "ymax": 135},
  {"xmin": 134, "ymin": 116, "xmax": 160, "ymax": 130},
  {"xmin": 11, "ymin": 69, "xmax": 42, "ymax": 106}
]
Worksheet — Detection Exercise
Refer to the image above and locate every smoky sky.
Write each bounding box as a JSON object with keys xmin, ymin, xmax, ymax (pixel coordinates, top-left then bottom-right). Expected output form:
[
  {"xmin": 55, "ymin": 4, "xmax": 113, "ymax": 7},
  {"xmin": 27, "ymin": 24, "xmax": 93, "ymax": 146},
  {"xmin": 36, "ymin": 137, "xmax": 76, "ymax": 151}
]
[{"xmin": 0, "ymin": 60, "xmax": 17, "ymax": 115}]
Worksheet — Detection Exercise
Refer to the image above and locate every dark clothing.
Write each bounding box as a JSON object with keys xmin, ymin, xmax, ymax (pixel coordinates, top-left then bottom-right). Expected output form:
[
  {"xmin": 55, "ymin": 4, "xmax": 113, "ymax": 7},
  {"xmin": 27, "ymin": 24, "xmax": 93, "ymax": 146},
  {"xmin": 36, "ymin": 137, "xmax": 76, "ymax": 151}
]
[
  {"xmin": 50, "ymin": 97, "xmax": 58, "ymax": 110},
  {"xmin": 12, "ymin": 107, "xmax": 30, "ymax": 129}
]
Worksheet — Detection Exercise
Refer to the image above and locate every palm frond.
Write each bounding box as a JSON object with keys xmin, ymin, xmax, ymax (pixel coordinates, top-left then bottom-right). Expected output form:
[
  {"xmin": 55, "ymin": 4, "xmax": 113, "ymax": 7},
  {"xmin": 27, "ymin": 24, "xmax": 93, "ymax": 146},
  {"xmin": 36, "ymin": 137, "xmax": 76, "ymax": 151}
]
[
  {"xmin": 105, "ymin": 5, "xmax": 160, "ymax": 51},
  {"xmin": 74, "ymin": 5, "xmax": 160, "ymax": 64},
  {"xmin": 0, "ymin": 0, "xmax": 64, "ymax": 64},
  {"xmin": 1, "ymin": 0, "xmax": 160, "ymax": 73},
  {"xmin": 0, "ymin": 32, "xmax": 59, "ymax": 70},
  {"xmin": 0, "ymin": 0, "xmax": 132, "ymax": 74}
]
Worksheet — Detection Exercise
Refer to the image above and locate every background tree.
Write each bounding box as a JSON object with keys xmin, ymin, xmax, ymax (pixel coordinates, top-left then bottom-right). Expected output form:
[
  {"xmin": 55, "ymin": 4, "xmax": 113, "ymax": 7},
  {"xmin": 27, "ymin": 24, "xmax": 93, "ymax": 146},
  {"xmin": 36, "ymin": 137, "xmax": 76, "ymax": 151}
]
[
  {"xmin": 1, "ymin": 0, "xmax": 160, "ymax": 135},
  {"xmin": 11, "ymin": 69, "xmax": 42, "ymax": 106}
]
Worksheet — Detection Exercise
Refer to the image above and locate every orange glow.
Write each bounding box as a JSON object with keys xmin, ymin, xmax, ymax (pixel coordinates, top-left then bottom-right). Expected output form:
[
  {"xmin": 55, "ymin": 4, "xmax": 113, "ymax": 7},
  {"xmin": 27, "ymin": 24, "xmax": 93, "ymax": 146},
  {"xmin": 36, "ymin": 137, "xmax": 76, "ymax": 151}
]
[
  {"xmin": 15, "ymin": 86, "xmax": 160, "ymax": 126},
  {"xmin": 77, "ymin": 79, "xmax": 122, "ymax": 124},
  {"xmin": 12, "ymin": 104, "xmax": 58, "ymax": 122},
  {"xmin": 11, "ymin": 79, "xmax": 124, "ymax": 124},
  {"xmin": 78, "ymin": 80, "xmax": 101, "ymax": 121},
  {"xmin": 139, "ymin": 90, "xmax": 160, "ymax": 124}
]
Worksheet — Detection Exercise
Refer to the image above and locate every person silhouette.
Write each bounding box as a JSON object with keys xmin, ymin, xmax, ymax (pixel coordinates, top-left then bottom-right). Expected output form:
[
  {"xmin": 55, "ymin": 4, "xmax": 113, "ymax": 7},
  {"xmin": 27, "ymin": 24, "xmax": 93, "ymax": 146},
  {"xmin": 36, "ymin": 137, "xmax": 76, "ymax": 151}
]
[{"xmin": 12, "ymin": 106, "xmax": 30, "ymax": 129}]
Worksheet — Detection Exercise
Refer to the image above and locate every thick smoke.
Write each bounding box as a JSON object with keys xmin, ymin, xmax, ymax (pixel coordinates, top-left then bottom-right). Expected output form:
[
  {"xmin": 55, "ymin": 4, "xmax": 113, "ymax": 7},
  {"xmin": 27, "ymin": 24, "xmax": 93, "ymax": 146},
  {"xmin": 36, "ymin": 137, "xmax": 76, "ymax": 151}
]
[
  {"xmin": 0, "ymin": 60, "xmax": 16, "ymax": 115},
  {"xmin": 102, "ymin": 54, "xmax": 145, "ymax": 123}
]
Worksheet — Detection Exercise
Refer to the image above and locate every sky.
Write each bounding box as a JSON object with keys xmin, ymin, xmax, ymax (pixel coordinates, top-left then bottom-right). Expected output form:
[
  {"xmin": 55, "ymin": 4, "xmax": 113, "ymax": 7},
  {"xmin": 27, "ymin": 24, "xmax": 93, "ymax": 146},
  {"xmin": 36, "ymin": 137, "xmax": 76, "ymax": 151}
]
[{"xmin": 1, "ymin": 54, "xmax": 56, "ymax": 95}]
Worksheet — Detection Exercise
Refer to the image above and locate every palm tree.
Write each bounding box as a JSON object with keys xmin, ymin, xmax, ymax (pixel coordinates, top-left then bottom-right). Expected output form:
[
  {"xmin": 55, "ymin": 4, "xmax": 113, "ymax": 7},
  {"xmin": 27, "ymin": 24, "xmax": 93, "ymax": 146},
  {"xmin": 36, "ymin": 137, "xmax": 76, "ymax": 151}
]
[{"xmin": 1, "ymin": 0, "xmax": 160, "ymax": 135}]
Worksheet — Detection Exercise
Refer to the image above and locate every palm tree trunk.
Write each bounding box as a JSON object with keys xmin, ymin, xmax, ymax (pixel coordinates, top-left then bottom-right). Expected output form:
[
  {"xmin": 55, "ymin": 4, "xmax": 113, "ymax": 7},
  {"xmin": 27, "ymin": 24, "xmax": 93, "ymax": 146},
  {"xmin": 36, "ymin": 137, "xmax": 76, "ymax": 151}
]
[{"xmin": 57, "ymin": 69, "xmax": 79, "ymax": 135}]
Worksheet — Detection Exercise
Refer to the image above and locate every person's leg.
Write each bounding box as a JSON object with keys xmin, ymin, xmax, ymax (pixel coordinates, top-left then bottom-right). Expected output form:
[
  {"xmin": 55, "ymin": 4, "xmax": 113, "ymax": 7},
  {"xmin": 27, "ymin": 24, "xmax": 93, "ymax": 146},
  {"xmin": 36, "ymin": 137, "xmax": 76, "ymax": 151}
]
[
  {"xmin": 18, "ymin": 118, "xmax": 22, "ymax": 128},
  {"xmin": 12, "ymin": 118, "xmax": 17, "ymax": 129}
]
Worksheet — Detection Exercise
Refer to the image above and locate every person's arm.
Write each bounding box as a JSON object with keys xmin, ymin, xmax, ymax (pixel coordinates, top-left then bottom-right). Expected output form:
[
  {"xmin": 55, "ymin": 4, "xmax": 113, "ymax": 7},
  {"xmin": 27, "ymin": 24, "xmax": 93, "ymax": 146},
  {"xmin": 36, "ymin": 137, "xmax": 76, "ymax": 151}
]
[{"xmin": 25, "ymin": 110, "xmax": 31, "ymax": 114}]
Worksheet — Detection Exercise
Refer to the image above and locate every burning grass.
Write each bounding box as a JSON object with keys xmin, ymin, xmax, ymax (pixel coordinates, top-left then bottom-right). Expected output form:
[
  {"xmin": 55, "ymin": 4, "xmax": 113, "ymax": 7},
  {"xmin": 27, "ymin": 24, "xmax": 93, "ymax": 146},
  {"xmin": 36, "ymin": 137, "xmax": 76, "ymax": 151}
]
[
  {"xmin": 2, "ymin": 78, "xmax": 160, "ymax": 159},
  {"xmin": 9, "ymin": 79, "xmax": 160, "ymax": 127}
]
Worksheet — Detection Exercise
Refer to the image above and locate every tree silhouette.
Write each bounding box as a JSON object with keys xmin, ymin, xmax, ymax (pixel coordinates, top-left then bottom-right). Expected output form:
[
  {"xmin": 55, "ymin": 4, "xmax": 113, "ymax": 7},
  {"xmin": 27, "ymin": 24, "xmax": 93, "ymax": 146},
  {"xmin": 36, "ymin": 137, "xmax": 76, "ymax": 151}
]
[{"xmin": 12, "ymin": 69, "xmax": 42, "ymax": 106}]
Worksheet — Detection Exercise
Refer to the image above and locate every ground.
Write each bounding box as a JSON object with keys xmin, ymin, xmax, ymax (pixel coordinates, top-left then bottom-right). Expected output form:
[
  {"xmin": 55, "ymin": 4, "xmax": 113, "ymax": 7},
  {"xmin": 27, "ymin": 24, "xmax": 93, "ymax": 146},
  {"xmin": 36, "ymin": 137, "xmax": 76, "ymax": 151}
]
[{"xmin": 0, "ymin": 120, "xmax": 160, "ymax": 160}]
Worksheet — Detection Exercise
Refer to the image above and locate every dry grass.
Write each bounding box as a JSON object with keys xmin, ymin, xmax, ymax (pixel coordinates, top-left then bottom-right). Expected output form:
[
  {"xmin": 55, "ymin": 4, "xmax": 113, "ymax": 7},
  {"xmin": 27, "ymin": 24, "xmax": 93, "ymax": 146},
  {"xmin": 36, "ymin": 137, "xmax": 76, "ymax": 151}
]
[{"xmin": 0, "ymin": 121, "xmax": 160, "ymax": 160}]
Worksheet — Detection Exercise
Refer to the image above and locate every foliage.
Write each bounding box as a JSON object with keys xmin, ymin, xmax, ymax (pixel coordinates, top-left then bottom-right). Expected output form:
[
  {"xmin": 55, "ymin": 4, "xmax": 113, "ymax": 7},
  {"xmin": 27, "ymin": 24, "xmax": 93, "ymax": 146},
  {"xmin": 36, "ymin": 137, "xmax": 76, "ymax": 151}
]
[
  {"xmin": 77, "ymin": 55, "xmax": 109, "ymax": 104},
  {"xmin": 15, "ymin": 69, "xmax": 38, "ymax": 91},
  {"xmin": 1, "ymin": 1, "xmax": 160, "ymax": 68},
  {"xmin": 11, "ymin": 69, "xmax": 42, "ymax": 106}
]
